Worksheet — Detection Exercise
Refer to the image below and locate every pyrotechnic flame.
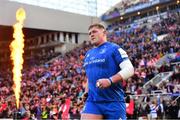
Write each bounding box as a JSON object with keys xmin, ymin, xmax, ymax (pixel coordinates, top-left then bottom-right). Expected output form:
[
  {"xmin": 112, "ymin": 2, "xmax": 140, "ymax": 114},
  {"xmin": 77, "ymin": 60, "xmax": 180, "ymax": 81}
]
[{"xmin": 9, "ymin": 8, "xmax": 26, "ymax": 109}]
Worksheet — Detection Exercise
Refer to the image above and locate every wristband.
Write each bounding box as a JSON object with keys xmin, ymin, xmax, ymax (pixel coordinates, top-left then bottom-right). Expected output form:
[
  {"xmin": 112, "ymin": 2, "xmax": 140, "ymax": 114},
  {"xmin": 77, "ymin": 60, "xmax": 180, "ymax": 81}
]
[{"xmin": 108, "ymin": 77, "xmax": 113, "ymax": 85}]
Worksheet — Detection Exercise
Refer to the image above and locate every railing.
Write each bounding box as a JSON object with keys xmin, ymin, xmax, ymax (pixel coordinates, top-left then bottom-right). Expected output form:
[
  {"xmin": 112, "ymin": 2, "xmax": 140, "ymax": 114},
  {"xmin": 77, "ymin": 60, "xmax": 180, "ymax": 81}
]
[
  {"xmin": 155, "ymin": 53, "xmax": 176, "ymax": 68},
  {"xmin": 131, "ymin": 92, "xmax": 179, "ymax": 97},
  {"xmin": 143, "ymin": 71, "xmax": 174, "ymax": 89}
]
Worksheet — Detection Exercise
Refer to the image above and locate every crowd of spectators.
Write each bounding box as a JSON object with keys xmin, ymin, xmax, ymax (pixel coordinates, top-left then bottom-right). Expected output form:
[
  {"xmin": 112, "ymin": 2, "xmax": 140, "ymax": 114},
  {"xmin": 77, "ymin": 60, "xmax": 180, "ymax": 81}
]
[
  {"xmin": 0, "ymin": 11, "xmax": 179, "ymax": 119},
  {"xmin": 102, "ymin": 0, "xmax": 157, "ymax": 21},
  {"xmin": 118, "ymin": 0, "xmax": 151, "ymax": 10}
]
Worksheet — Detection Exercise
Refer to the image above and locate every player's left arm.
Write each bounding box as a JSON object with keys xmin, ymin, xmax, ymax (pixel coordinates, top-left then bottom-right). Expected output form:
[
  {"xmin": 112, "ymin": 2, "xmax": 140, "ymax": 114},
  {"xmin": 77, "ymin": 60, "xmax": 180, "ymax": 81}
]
[
  {"xmin": 97, "ymin": 59, "xmax": 134, "ymax": 88},
  {"xmin": 110, "ymin": 59, "xmax": 134, "ymax": 84},
  {"xmin": 96, "ymin": 47, "xmax": 134, "ymax": 88},
  {"xmin": 111, "ymin": 47, "xmax": 134, "ymax": 83}
]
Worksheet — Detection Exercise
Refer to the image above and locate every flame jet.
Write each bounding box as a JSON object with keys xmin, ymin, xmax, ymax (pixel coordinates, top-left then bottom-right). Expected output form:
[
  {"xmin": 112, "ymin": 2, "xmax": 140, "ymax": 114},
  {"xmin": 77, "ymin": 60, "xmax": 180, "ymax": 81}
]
[{"xmin": 9, "ymin": 8, "xmax": 26, "ymax": 108}]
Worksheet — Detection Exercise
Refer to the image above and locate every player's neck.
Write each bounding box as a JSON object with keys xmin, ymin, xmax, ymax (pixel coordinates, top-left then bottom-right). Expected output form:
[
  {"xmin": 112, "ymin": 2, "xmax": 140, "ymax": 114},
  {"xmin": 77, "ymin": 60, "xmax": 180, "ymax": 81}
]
[{"xmin": 96, "ymin": 38, "xmax": 107, "ymax": 47}]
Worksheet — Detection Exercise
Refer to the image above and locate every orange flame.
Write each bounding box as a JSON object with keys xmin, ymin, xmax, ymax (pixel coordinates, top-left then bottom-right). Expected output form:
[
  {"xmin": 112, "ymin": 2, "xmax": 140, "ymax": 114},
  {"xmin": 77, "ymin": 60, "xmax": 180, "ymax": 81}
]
[{"xmin": 9, "ymin": 8, "xmax": 26, "ymax": 109}]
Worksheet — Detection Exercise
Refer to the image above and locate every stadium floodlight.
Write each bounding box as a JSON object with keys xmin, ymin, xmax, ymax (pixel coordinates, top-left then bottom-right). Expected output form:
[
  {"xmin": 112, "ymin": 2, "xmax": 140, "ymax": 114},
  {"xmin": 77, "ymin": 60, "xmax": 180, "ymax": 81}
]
[
  {"xmin": 156, "ymin": 6, "xmax": 159, "ymax": 11},
  {"xmin": 177, "ymin": 0, "xmax": 179, "ymax": 4},
  {"xmin": 137, "ymin": 11, "xmax": 140, "ymax": 15}
]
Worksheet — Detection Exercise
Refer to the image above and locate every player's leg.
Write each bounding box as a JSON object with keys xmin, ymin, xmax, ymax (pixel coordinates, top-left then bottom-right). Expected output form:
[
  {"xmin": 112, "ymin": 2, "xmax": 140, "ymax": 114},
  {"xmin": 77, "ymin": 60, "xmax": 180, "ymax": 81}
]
[
  {"xmin": 81, "ymin": 113, "xmax": 103, "ymax": 120},
  {"xmin": 81, "ymin": 101, "xmax": 103, "ymax": 120},
  {"xmin": 101, "ymin": 101, "xmax": 126, "ymax": 120}
]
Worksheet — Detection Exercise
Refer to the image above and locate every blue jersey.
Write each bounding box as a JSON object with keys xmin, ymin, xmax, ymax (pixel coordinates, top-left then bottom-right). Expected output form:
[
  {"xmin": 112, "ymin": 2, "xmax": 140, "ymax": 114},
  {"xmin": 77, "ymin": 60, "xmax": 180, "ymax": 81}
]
[{"xmin": 83, "ymin": 42, "xmax": 128, "ymax": 102}]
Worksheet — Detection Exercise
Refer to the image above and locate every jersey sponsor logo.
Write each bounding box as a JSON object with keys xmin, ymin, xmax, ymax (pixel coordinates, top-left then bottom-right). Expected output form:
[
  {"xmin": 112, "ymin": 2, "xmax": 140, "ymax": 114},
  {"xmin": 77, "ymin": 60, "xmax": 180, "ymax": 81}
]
[
  {"xmin": 83, "ymin": 58, "xmax": 105, "ymax": 67},
  {"xmin": 118, "ymin": 48, "xmax": 128, "ymax": 58}
]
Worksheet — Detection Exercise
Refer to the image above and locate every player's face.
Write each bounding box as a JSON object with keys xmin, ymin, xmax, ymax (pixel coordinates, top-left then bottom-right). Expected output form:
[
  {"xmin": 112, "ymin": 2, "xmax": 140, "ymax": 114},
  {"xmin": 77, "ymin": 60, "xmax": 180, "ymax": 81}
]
[{"xmin": 88, "ymin": 27, "xmax": 105, "ymax": 46}]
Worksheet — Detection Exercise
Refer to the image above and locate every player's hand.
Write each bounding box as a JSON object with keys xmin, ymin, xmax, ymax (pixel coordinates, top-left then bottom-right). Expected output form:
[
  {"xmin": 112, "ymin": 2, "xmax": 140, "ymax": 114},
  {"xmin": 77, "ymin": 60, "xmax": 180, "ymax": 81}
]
[
  {"xmin": 96, "ymin": 78, "xmax": 111, "ymax": 89},
  {"xmin": 82, "ymin": 92, "xmax": 88, "ymax": 102}
]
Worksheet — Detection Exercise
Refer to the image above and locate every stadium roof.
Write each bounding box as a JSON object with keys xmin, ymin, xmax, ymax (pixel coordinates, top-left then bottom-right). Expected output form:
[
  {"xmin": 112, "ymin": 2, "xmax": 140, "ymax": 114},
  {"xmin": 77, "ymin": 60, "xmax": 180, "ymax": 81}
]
[{"xmin": 9, "ymin": 0, "xmax": 122, "ymax": 17}]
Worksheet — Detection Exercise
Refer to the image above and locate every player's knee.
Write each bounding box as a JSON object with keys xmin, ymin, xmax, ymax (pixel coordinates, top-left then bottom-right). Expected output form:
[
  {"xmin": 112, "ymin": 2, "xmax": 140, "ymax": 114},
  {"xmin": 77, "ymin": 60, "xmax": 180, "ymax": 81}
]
[{"xmin": 81, "ymin": 113, "xmax": 103, "ymax": 120}]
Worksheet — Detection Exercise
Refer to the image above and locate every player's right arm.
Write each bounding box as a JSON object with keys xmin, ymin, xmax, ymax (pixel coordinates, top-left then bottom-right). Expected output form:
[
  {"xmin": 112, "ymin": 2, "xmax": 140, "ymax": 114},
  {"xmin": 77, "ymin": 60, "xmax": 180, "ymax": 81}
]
[
  {"xmin": 85, "ymin": 80, "xmax": 88, "ymax": 93},
  {"xmin": 82, "ymin": 79, "xmax": 88, "ymax": 102}
]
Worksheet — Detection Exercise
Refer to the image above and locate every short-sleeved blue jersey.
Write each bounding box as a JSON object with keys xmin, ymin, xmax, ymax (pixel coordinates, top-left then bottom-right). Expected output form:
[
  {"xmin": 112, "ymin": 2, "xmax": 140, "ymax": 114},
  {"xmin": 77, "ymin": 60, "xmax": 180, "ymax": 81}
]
[{"xmin": 83, "ymin": 42, "xmax": 129, "ymax": 102}]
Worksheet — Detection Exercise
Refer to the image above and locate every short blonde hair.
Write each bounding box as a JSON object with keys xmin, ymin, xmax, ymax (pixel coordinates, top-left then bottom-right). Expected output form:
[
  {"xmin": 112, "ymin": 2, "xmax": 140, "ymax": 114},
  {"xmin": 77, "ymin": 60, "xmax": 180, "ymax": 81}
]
[{"xmin": 88, "ymin": 23, "xmax": 105, "ymax": 30}]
